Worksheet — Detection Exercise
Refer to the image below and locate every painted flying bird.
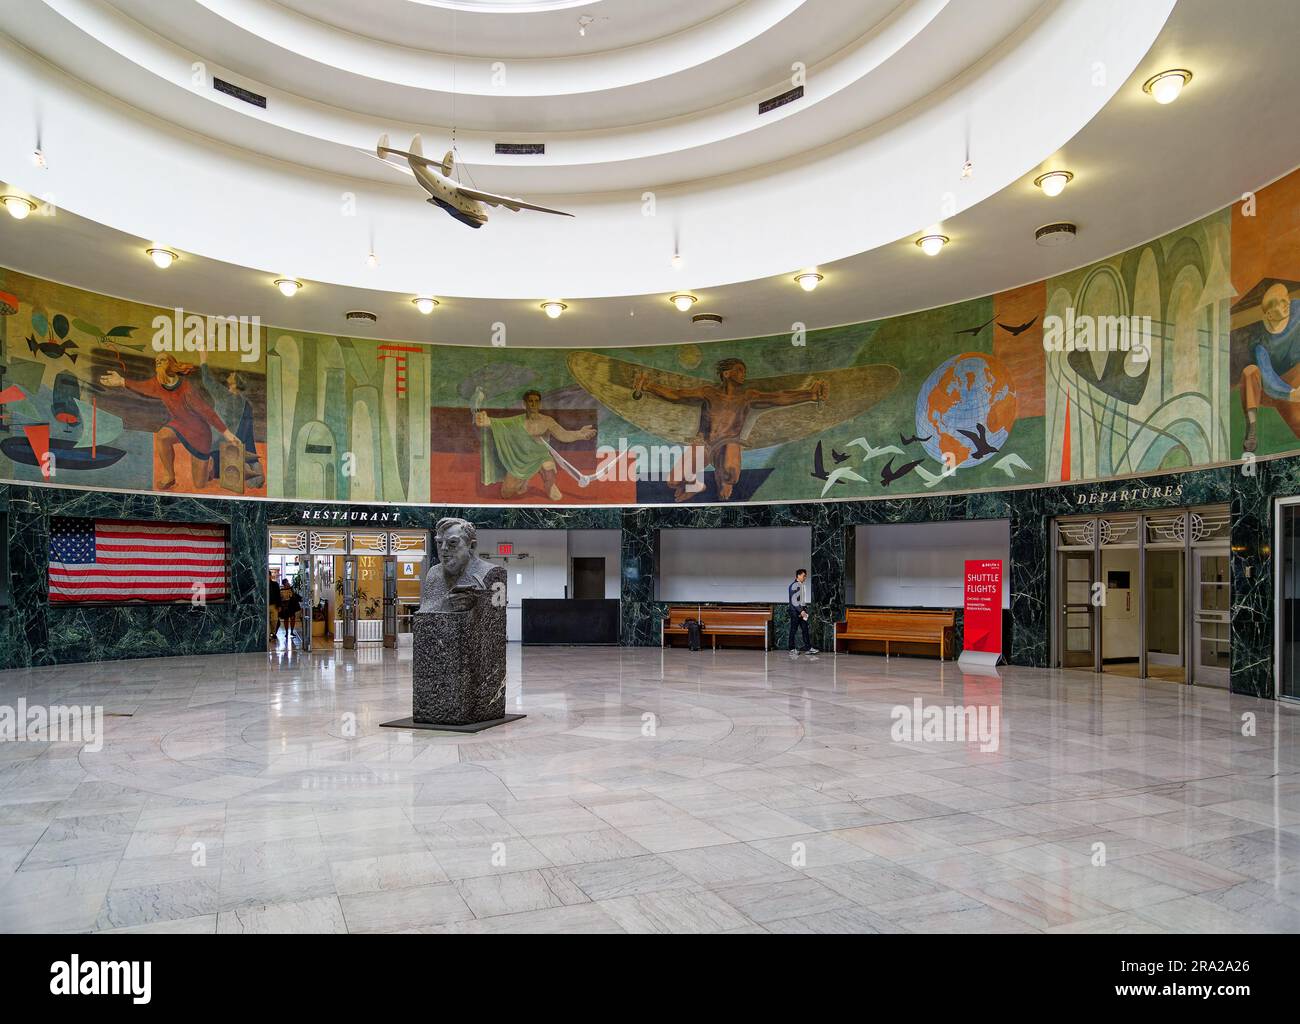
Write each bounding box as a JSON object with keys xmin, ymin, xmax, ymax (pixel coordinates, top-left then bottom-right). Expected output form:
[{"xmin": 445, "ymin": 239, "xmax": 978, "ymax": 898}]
[
  {"xmin": 914, "ymin": 463, "xmax": 958, "ymax": 488},
  {"xmin": 957, "ymin": 422, "xmax": 999, "ymax": 459},
  {"xmin": 372, "ymin": 134, "xmax": 573, "ymax": 229},
  {"xmin": 27, "ymin": 335, "xmax": 78, "ymax": 363},
  {"xmin": 997, "ymin": 316, "xmax": 1038, "ymax": 336},
  {"xmin": 880, "ymin": 456, "xmax": 924, "ymax": 487},
  {"xmin": 992, "ymin": 452, "xmax": 1032, "ymax": 477},
  {"xmin": 820, "ymin": 466, "xmax": 869, "ymax": 498},
  {"xmin": 900, "ymin": 431, "xmax": 932, "ymax": 445},
  {"xmin": 954, "ymin": 316, "xmax": 995, "ymax": 338},
  {"xmin": 811, "ymin": 440, "xmax": 830, "ymax": 481},
  {"xmin": 831, "ymin": 448, "xmax": 849, "ymax": 463},
  {"xmin": 846, "ymin": 436, "xmax": 904, "ymax": 461}
]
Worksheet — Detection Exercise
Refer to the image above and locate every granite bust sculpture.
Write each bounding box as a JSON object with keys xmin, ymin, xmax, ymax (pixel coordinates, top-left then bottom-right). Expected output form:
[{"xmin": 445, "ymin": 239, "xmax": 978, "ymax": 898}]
[
  {"xmin": 418, "ymin": 516, "xmax": 505, "ymax": 613},
  {"xmin": 408, "ymin": 517, "xmax": 509, "ymax": 727}
]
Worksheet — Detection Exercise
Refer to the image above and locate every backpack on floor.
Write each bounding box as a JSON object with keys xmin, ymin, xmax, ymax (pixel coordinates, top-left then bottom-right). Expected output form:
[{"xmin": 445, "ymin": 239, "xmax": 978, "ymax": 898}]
[{"xmin": 685, "ymin": 619, "xmax": 702, "ymax": 652}]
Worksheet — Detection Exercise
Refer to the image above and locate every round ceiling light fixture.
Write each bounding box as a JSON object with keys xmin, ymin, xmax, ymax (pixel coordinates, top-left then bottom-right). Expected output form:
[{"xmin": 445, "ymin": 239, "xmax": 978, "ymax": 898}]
[
  {"xmin": 1142, "ymin": 69, "xmax": 1192, "ymax": 105},
  {"xmin": 670, "ymin": 293, "xmax": 698, "ymax": 312},
  {"xmin": 1035, "ymin": 222, "xmax": 1078, "ymax": 247},
  {"xmin": 541, "ymin": 301, "xmax": 568, "ymax": 319},
  {"xmin": 916, "ymin": 234, "xmax": 949, "ymax": 256},
  {"xmin": 274, "ymin": 278, "xmax": 303, "ymax": 297},
  {"xmin": 413, "ymin": 297, "xmax": 439, "ymax": 315},
  {"xmin": 794, "ymin": 272, "xmax": 824, "ymax": 292},
  {"xmin": 1033, "ymin": 170, "xmax": 1074, "ymax": 198},
  {"xmin": 2, "ymin": 195, "xmax": 37, "ymax": 220},
  {"xmin": 692, "ymin": 313, "xmax": 724, "ymax": 329},
  {"xmin": 146, "ymin": 247, "xmax": 179, "ymax": 269}
]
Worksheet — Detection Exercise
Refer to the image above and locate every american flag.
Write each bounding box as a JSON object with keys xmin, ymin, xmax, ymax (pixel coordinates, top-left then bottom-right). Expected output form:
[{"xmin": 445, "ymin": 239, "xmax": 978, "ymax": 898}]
[{"xmin": 49, "ymin": 517, "xmax": 229, "ymax": 603}]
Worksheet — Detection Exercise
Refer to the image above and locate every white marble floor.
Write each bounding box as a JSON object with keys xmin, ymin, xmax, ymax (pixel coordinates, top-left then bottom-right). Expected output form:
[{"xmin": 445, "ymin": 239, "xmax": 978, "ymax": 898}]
[{"xmin": 1, "ymin": 645, "xmax": 1299, "ymax": 934}]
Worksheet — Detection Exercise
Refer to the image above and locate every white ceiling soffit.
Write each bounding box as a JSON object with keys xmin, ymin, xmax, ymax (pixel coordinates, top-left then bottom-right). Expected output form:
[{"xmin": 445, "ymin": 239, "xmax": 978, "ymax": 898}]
[{"xmin": 0, "ymin": 0, "xmax": 1176, "ymax": 300}]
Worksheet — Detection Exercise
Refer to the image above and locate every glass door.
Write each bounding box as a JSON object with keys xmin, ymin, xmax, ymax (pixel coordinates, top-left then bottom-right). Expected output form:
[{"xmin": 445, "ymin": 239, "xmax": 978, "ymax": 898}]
[
  {"xmin": 340, "ymin": 555, "xmax": 358, "ymax": 650},
  {"xmin": 1060, "ymin": 551, "xmax": 1096, "ymax": 669},
  {"xmin": 1193, "ymin": 549, "xmax": 1230, "ymax": 688},
  {"xmin": 382, "ymin": 557, "xmax": 398, "ymax": 649},
  {"xmin": 296, "ymin": 554, "xmax": 313, "ymax": 653}
]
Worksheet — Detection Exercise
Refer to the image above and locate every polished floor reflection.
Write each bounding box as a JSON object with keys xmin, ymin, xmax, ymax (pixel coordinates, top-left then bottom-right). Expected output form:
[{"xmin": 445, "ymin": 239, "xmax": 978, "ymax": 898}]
[{"xmin": 1, "ymin": 646, "xmax": 1298, "ymax": 934}]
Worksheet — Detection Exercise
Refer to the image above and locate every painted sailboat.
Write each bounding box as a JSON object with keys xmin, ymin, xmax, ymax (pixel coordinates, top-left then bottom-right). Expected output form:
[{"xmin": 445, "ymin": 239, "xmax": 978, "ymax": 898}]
[{"xmin": 0, "ymin": 373, "xmax": 128, "ymax": 470}]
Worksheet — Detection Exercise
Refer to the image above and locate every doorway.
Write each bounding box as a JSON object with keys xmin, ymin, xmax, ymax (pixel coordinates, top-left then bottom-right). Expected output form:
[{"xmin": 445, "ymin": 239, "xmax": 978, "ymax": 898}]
[
  {"xmin": 267, "ymin": 527, "xmax": 428, "ymax": 652},
  {"xmin": 572, "ymin": 557, "xmax": 605, "ymax": 600},
  {"xmin": 1275, "ymin": 498, "xmax": 1300, "ymax": 702},
  {"xmin": 1051, "ymin": 505, "xmax": 1229, "ymax": 685}
]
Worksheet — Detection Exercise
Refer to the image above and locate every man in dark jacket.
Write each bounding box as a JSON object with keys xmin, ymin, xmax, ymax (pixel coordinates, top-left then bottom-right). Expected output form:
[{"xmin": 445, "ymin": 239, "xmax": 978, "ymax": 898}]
[{"xmin": 788, "ymin": 569, "xmax": 818, "ymax": 657}]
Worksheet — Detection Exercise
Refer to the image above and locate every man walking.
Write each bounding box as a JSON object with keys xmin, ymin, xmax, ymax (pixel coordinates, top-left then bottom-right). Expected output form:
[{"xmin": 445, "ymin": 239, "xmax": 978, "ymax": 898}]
[{"xmin": 788, "ymin": 569, "xmax": 818, "ymax": 657}]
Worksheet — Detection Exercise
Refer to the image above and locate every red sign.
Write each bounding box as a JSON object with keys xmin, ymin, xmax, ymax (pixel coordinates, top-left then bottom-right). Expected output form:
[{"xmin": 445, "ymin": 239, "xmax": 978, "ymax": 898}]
[
  {"xmin": 963, "ymin": 559, "xmax": 1003, "ymax": 655},
  {"xmin": 496, "ymin": 542, "xmax": 513, "ymax": 556}
]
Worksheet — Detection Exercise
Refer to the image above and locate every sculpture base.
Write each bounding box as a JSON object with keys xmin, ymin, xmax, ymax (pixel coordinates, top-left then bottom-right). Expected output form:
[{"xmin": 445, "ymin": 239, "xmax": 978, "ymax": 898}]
[
  {"xmin": 380, "ymin": 714, "xmax": 526, "ymax": 734},
  {"xmin": 411, "ymin": 609, "xmax": 507, "ymax": 726}
]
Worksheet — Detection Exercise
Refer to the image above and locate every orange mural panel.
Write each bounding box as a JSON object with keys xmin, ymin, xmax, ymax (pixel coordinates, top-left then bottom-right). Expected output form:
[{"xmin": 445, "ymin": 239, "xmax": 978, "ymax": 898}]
[{"xmin": 992, "ymin": 280, "xmax": 1046, "ymax": 419}]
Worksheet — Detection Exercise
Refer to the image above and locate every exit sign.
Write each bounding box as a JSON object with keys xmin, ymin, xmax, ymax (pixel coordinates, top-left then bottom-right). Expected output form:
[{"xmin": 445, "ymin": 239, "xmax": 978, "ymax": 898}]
[{"xmin": 496, "ymin": 542, "xmax": 513, "ymax": 556}]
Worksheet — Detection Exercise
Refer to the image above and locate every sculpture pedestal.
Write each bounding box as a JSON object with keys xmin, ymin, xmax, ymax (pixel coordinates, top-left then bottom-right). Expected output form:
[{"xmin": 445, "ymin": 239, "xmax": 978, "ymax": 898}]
[{"xmin": 402, "ymin": 609, "xmax": 509, "ymax": 729}]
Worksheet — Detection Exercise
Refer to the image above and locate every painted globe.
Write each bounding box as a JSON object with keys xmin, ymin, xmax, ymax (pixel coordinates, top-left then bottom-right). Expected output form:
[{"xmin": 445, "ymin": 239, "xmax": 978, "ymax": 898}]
[{"xmin": 914, "ymin": 352, "xmax": 1017, "ymax": 469}]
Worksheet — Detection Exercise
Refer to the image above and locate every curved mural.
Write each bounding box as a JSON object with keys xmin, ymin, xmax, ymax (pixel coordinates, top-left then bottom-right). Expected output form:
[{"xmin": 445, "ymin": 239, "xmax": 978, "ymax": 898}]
[{"xmin": 1, "ymin": 168, "xmax": 1298, "ymax": 506}]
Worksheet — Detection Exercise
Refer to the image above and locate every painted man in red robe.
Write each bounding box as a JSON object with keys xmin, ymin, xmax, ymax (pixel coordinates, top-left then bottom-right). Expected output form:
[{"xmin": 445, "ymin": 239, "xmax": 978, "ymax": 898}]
[{"xmin": 100, "ymin": 354, "xmax": 237, "ymax": 490}]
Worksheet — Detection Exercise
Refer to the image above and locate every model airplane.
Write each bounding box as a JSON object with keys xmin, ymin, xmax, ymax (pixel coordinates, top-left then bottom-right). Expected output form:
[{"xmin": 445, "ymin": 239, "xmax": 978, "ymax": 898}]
[{"xmin": 374, "ymin": 134, "xmax": 573, "ymax": 229}]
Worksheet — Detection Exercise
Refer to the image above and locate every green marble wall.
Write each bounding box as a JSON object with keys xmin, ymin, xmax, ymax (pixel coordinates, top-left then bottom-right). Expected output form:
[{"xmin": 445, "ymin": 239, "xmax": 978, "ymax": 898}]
[{"xmin": 0, "ymin": 456, "xmax": 1287, "ymax": 700}]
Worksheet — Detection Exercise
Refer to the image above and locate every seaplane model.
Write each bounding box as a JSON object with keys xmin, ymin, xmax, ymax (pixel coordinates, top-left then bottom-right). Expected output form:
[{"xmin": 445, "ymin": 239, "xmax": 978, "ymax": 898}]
[{"xmin": 374, "ymin": 134, "xmax": 573, "ymax": 229}]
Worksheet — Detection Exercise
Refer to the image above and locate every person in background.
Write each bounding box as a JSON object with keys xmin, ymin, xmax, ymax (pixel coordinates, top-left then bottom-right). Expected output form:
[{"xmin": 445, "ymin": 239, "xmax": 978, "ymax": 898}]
[
  {"xmin": 278, "ymin": 579, "xmax": 302, "ymax": 646},
  {"xmin": 268, "ymin": 569, "xmax": 282, "ymax": 645},
  {"xmin": 788, "ymin": 568, "xmax": 818, "ymax": 657}
]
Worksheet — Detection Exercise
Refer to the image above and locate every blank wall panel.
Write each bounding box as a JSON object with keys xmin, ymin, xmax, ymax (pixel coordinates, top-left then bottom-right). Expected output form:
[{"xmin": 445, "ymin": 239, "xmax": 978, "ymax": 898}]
[
  {"xmin": 658, "ymin": 527, "xmax": 812, "ymax": 603},
  {"xmin": 854, "ymin": 521, "xmax": 1010, "ymax": 609}
]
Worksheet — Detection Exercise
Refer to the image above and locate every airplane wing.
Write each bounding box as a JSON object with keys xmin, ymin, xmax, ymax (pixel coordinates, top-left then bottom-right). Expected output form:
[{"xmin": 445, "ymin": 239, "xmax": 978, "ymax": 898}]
[
  {"xmin": 361, "ymin": 149, "xmax": 417, "ymax": 178},
  {"xmin": 455, "ymin": 187, "xmax": 574, "ymax": 217}
]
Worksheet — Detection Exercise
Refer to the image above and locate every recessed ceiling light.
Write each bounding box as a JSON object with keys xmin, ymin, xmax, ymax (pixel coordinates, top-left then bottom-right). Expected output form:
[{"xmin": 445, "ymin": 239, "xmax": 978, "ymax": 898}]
[
  {"xmin": 1142, "ymin": 69, "xmax": 1192, "ymax": 104},
  {"xmin": 274, "ymin": 278, "xmax": 303, "ymax": 297},
  {"xmin": 1033, "ymin": 170, "xmax": 1073, "ymax": 197},
  {"xmin": 692, "ymin": 313, "xmax": 724, "ymax": 328},
  {"xmin": 670, "ymin": 293, "xmax": 698, "ymax": 312},
  {"xmin": 916, "ymin": 234, "xmax": 949, "ymax": 256},
  {"xmin": 541, "ymin": 301, "xmax": 567, "ymax": 319},
  {"xmin": 2, "ymin": 195, "xmax": 37, "ymax": 220},
  {"xmin": 146, "ymin": 247, "xmax": 179, "ymax": 269},
  {"xmin": 794, "ymin": 272, "xmax": 823, "ymax": 292},
  {"xmin": 413, "ymin": 297, "xmax": 439, "ymax": 315}
]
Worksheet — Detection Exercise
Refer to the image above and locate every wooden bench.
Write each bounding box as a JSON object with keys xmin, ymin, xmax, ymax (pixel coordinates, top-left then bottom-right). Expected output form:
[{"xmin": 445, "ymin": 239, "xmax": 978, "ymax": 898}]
[
  {"xmin": 662, "ymin": 605, "xmax": 773, "ymax": 651},
  {"xmin": 835, "ymin": 608, "xmax": 956, "ymax": 660}
]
